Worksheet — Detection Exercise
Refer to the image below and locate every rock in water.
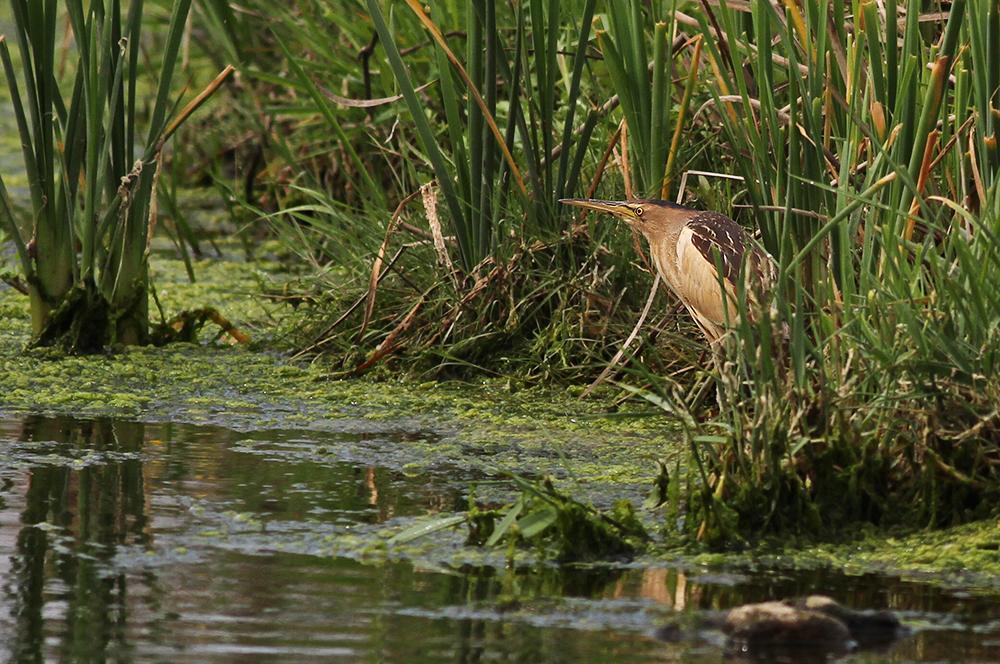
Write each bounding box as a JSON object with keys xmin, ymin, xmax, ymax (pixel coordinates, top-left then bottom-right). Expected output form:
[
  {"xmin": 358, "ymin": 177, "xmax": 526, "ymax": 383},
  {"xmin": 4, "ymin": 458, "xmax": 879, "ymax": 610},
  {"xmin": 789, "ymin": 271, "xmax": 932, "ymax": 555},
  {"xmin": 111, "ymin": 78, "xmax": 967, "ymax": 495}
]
[
  {"xmin": 787, "ymin": 595, "xmax": 905, "ymax": 647},
  {"xmin": 724, "ymin": 600, "xmax": 852, "ymax": 651},
  {"xmin": 654, "ymin": 594, "xmax": 906, "ymax": 661}
]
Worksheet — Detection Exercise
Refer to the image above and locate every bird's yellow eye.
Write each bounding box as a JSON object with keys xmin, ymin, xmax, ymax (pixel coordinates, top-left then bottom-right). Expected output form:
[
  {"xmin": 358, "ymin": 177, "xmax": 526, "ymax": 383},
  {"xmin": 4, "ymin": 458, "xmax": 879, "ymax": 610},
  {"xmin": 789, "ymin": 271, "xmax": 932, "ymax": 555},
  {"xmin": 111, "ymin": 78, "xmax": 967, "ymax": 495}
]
[{"xmin": 634, "ymin": 207, "xmax": 643, "ymax": 217}]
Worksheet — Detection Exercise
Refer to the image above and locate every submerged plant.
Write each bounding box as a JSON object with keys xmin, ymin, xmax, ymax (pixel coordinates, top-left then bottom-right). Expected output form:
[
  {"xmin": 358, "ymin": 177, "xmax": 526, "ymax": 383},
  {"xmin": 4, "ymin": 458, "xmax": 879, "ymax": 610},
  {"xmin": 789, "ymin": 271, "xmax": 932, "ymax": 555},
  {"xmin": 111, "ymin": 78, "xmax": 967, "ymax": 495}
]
[
  {"xmin": 0, "ymin": 0, "xmax": 230, "ymax": 351},
  {"xmin": 473, "ymin": 475, "xmax": 647, "ymax": 562},
  {"xmin": 392, "ymin": 474, "xmax": 647, "ymax": 563}
]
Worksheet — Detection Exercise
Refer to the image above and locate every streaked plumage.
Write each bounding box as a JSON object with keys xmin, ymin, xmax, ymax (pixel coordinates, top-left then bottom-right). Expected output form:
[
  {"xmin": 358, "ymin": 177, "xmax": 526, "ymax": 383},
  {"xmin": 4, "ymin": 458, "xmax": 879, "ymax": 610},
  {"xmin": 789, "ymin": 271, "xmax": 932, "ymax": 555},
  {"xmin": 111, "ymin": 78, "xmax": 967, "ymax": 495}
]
[{"xmin": 560, "ymin": 198, "xmax": 771, "ymax": 342}]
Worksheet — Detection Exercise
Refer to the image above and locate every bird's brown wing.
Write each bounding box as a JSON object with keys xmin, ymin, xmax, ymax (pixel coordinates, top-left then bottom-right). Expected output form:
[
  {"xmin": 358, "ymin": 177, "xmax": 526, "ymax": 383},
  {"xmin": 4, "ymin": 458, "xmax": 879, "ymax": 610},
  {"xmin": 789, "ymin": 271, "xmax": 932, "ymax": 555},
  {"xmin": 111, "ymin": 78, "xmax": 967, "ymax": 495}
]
[
  {"xmin": 675, "ymin": 224, "xmax": 740, "ymax": 332},
  {"xmin": 686, "ymin": 211, "xmax": 750, "ymax": 286},
  {"xmin": 676, "ymin": 212, "xmax": 770, "ymax": 329}
]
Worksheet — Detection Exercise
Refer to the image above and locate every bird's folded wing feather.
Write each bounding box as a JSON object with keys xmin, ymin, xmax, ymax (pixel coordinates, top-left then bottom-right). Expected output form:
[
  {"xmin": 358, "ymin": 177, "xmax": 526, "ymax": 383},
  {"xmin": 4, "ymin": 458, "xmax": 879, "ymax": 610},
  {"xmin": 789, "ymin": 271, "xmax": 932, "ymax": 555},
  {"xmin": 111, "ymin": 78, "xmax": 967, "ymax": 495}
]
[{"xmin": 675, "ymin": 223, "xmax": 740, "ymax": 328}]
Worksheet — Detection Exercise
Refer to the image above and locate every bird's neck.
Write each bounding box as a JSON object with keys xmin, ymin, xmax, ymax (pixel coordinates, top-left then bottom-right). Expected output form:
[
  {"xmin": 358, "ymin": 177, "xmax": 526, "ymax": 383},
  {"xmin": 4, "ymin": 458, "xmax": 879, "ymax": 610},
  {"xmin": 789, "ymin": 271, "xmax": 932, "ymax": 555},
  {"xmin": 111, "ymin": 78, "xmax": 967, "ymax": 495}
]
[{"xmin": 646, "ymin": 224, "xmax": 685, "ymax": 294}]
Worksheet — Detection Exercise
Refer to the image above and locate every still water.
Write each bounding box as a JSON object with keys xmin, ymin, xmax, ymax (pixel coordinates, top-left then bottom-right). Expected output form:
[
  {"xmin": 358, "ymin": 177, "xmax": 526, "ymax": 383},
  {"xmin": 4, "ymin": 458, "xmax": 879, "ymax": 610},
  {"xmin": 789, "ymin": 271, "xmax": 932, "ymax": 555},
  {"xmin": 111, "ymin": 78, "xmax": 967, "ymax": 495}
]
[{"xmin": 0, "ymin": 416, "xmax": 997, "ymax": 662}]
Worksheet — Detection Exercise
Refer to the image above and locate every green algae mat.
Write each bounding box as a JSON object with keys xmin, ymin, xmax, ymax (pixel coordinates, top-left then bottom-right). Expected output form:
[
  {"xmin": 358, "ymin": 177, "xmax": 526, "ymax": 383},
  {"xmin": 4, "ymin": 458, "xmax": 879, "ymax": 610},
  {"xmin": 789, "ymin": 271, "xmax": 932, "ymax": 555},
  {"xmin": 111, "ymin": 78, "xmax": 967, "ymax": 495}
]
[{"xmin": 0, "ymin": 251, "xmax": 684, "ymax": 504}]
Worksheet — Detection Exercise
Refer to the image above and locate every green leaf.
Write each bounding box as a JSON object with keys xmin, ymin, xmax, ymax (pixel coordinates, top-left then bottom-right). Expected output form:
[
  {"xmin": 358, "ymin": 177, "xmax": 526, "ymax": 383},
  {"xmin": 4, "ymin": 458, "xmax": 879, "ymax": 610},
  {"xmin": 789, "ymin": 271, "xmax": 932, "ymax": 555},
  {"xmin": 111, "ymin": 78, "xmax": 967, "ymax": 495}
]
[
  {"xmin": 484, "ymin": 498, "xmax": 523, "ymax": 547},
  {"xmin": 388, "ymin": 514, "xmax": 467, "ymax": 545},
  {"xmin": 365, "ymin": 0, "xmax": 473, "ymax": 270},
  {"xmin": 693, "ymin": 435, "xmax": 730, "ymax": 445},
  {"xmin": 516, "ymin": 505, "xmax": 558, "ymax": 539}
]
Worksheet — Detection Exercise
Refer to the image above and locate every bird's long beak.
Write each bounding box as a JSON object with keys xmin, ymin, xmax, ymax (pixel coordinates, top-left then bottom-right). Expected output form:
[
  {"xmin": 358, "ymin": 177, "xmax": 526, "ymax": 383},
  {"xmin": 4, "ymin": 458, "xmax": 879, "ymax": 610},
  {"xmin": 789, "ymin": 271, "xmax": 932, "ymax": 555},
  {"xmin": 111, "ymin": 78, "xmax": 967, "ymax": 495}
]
[{"xmin": 559, "ymin": 198, "xmax": 634, "ymax": 218}]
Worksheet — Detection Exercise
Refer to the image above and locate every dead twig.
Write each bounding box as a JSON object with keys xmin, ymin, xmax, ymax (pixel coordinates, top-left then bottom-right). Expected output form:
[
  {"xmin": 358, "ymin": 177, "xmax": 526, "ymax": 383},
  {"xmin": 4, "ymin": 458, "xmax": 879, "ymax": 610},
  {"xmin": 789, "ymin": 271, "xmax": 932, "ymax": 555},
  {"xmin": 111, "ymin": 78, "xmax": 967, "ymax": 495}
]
[
  {"xmin": 319, "ymin": 80, "xmax": 435, "ymax": 108},
  {"xmin": 156, "ymin": 307, "xmax": 250, "ymax": 345},
  {"xmin": 421, "ymin": 183, "xmax": 459, "ymax": 292},
  {"xmin": 291, "ymin": 245, "xmax": 410, "ymax": 360},
  {"xmin": 582, "ymin": 274, "xmax": 662, "ymax": 398},
  {"xmin": 359, "ymin": 189, "xmax": 423, "ymax": 341},
  {"xmin": 353, "ymin": 286, "xmax": 435, "ymax": 375}
]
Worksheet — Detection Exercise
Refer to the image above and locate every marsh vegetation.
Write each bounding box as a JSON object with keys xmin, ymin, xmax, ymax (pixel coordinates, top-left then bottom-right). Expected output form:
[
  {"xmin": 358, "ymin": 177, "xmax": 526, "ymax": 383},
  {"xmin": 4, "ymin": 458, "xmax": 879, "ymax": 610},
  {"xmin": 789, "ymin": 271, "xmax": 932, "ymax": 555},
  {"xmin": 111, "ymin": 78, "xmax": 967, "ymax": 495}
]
[
  {"xmin": 78, "ymin": 0, "xmax": 999, "ymax": 540},
  {"xmin": 0, "ymin": 0, "xmax": 998, "ymax": 660}
]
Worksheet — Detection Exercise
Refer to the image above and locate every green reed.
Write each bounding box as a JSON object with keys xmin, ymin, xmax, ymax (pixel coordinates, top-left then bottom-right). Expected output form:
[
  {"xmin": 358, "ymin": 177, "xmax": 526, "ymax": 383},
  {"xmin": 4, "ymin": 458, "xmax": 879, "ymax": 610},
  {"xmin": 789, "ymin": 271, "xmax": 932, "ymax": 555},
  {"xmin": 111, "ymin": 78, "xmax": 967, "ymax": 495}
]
[
  {"xmin": 649, "ymin": 0, "xmax": 1000, "ymax": 543},
  {"xmin": 0, "ymin": 0, "xmax": 228, "ymax": 350}
]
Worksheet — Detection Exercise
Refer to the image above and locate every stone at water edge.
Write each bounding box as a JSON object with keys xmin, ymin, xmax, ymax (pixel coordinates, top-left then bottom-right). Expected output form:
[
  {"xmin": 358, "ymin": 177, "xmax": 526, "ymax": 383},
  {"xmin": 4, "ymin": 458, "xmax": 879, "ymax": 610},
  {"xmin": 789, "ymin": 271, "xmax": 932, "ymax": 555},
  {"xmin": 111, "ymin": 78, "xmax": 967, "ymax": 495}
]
[
  {"xmin": 723, "ymin": 599, "xmax": 852, "ymax": 650},
  {"xmin": 786, "ymin": 594, "xmax": 906, "ymax": 647},
  {"xmin": 654, "ymin": 594, "xmax": 907, "ymax": 659}
]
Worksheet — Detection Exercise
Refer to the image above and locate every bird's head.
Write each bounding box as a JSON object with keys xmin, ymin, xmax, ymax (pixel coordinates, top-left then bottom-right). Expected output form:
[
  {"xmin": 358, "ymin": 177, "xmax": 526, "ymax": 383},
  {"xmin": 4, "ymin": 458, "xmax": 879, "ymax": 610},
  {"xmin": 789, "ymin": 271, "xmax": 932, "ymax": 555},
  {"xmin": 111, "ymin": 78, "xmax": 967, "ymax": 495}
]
[{"xmin": 558, "ymin": 198, "xmax": 693, "ymax": 239}]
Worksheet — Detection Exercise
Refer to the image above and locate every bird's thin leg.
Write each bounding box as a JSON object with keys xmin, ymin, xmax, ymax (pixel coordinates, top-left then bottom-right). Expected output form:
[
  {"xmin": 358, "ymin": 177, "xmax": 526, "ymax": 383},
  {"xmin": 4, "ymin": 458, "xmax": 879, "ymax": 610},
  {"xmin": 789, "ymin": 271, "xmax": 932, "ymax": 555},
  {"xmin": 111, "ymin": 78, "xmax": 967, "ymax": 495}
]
[{"xmin": 709, "ymin": 337, "xmax": 728, "ymax": 415}]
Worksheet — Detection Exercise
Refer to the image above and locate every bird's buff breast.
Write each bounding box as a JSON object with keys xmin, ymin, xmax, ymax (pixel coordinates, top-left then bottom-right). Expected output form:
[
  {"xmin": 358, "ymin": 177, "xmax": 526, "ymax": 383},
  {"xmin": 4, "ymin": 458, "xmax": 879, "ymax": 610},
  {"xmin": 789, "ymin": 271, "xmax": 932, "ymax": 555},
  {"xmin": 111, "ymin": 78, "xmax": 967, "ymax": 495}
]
[{"xmin": 647, "ymin": 232, "xmax": 737, "ymax": 334}]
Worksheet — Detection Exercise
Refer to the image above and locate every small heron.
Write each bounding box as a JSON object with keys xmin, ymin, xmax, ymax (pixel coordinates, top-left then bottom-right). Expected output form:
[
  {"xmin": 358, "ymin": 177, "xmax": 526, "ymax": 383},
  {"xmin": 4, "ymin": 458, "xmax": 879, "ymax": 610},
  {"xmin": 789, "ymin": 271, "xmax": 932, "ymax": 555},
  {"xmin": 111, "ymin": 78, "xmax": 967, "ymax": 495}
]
[{"xmin": 560, "ymin": 198, "xmax": 772, "ymax": 343}]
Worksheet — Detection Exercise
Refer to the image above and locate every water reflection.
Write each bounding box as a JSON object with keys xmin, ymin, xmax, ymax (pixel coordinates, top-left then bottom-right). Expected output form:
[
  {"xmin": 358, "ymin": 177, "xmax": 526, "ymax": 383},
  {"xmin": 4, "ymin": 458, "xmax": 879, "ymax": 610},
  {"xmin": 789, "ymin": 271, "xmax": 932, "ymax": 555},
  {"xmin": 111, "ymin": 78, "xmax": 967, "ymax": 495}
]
[
  {"xmin": 0, "ymin": 415, "xmax": 996, "ymax": 663},
  {"xmin": 4, "ymin": 417, "xmax": 147, "ymax": 661}
]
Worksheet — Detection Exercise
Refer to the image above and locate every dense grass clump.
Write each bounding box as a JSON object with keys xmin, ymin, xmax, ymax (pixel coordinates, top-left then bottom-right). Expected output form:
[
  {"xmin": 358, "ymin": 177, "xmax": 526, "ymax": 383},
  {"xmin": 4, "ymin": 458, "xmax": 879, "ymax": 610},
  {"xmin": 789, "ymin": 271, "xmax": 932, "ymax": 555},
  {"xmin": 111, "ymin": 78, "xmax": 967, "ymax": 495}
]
[
  {"xmin": 642, "ymin": 0, "xmax": 1000, "ymax": 544},
  {"xmin": 191, "ymin": 0, "xmax": 717, "ymax": 380}
]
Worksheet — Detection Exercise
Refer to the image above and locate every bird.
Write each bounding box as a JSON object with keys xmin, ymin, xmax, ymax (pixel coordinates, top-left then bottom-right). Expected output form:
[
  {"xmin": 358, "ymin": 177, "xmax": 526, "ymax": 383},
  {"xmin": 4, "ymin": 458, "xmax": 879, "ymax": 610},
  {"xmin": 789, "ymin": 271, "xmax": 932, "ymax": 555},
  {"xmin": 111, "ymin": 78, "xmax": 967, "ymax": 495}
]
[{"xmin": 559, "ymin": 198, "xmax": 772, "ymax": 343}]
